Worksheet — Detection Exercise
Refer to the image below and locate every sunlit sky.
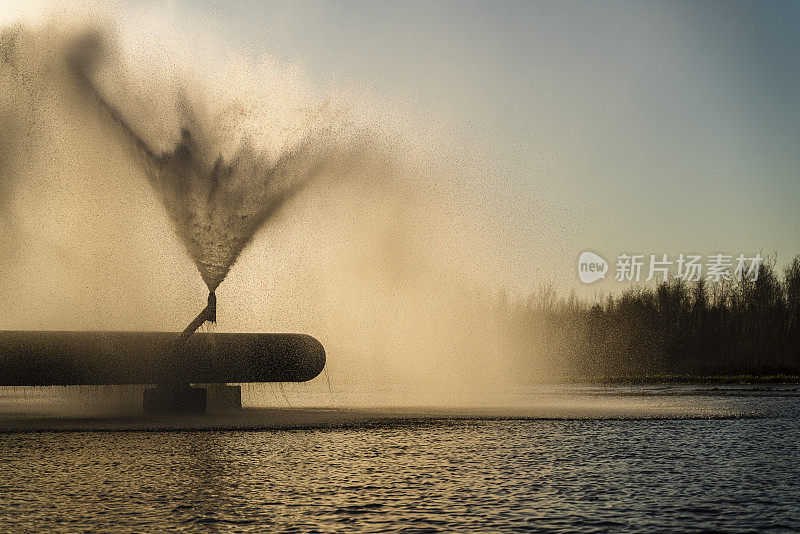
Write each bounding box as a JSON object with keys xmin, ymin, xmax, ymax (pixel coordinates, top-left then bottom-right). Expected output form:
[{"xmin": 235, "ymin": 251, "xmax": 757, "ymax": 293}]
[{"xmin": 6, "ymin": 0, "xmax": 800, "ymax": 291}]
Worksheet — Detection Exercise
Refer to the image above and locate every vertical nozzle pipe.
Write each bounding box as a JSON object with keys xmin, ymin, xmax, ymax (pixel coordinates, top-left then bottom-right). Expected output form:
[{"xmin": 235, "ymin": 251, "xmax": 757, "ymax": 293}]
[
  {"xmin": 181, "ymin": 291, "xmax": 217, "ymax": 338},
  {"xmin": 206, "ymin": 291, "xmax": 216, "ymax": 323}
]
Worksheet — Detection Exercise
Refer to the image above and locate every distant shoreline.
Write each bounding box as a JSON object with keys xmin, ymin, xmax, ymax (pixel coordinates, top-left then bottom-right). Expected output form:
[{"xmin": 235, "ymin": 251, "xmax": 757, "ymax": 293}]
[{"xmin": 557, "ymin": 375, "xmax": 800, "ymax": 385}]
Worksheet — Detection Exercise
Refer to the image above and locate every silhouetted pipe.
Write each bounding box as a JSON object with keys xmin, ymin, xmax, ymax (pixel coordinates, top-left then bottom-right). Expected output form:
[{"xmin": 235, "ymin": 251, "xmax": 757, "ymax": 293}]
[{"xmin": 0, "ymin": 332, "xmax": 325, "ymax": 385}]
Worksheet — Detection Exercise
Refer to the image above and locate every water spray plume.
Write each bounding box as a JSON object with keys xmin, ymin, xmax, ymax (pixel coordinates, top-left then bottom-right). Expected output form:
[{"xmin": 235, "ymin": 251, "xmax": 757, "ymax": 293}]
[
  {"xmin": 64, "ymin": 28, "xmax": 344, "ymax": 293},
  {"xmin": 0, "ymin": 13, "xmax": 523, "ymax": 399}
]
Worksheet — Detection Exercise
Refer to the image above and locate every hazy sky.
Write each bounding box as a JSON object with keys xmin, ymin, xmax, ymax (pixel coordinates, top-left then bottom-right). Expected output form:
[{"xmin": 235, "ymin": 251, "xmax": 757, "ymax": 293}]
[
  {"xmin": 124, "ymin": 1, "xmax": 800, "ymax": 281},
  {"xmin": 6, "ymin": 0, "xmax": 800, "ymax": 291}
]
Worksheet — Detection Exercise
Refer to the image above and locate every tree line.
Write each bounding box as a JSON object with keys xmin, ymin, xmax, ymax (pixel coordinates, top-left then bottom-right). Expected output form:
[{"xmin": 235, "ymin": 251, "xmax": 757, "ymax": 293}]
[{"xmin": 498, "ymin": 255, "xmax": 800, "ymax": 380}]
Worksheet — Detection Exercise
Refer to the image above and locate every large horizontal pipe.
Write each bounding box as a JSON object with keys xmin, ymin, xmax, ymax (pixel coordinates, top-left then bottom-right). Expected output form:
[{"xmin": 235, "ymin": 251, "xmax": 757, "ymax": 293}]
[{"xmin": 0, "ymin": 331, "xmax": 325, "ymax": 386}]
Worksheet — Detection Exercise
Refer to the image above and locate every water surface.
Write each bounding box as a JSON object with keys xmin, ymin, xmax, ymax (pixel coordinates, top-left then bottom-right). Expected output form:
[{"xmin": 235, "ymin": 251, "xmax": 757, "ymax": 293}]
[{"xmin": 0, "ymin": 386, "xmax": 798, "ymax": 532}]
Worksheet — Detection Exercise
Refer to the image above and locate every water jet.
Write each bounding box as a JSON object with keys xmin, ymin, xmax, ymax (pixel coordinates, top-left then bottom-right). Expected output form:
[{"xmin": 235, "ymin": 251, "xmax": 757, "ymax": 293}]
[{"xmin": 0, "ymin": 25, "xmax": 333, "ymax": 416}]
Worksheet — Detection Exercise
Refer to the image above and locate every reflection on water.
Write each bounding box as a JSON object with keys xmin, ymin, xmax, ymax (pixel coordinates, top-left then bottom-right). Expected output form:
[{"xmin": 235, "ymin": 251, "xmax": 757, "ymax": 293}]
[
  {"xmin": 0, "ymin": 387, "xmax": 799, "ymax": 532},
  {"xmin": 0, "ymin": 383, "xmax": 766, "ymax": 422}
]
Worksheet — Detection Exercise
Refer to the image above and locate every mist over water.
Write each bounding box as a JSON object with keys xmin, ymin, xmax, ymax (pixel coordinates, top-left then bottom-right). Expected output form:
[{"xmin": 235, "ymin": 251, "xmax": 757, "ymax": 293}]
[{"xmin": 0, "ymin": 10, "xmax": 531, "ymax": 402}]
